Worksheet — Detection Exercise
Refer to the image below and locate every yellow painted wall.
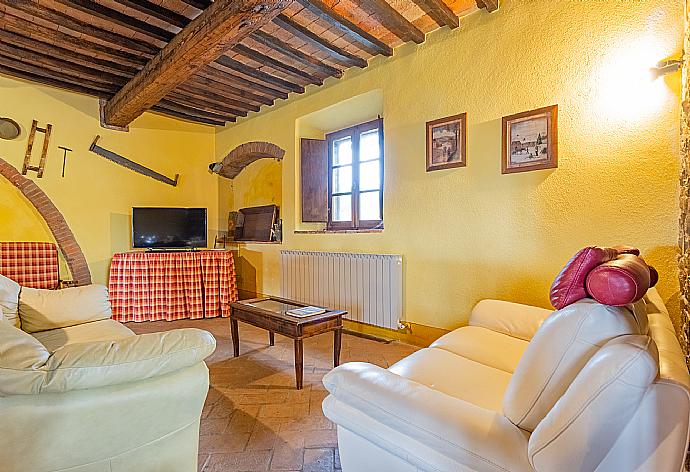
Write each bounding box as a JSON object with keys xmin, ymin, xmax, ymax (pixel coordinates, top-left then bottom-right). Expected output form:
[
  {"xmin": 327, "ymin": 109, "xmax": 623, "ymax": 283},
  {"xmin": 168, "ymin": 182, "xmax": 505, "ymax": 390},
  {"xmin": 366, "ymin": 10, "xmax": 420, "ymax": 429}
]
[
  {"xmin": 0, "ymin": 75, "xmax": 221, "ymax": 284},
  {"xmin": 216, "ymin": 0, "xmax": 684, "ymax": 330}
]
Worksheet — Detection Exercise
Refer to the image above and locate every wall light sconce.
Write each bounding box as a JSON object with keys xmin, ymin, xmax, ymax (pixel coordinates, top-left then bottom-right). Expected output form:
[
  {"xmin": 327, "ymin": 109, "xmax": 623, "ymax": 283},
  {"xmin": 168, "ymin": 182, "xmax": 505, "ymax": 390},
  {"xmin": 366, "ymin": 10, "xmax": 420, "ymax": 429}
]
[
  {"xmin": 650, "ymin": 59, "xmax": 683, "ymax": 80},
  {"xmin": 209, "ymin": 162, "xmax": 223, "ymax": 173}
]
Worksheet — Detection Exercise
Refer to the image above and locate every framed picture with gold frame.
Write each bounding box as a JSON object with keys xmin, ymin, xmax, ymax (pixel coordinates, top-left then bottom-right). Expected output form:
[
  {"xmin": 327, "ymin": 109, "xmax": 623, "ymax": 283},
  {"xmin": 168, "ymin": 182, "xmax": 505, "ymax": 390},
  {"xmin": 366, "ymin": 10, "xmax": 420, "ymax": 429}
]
[
  {"xmin": 426, "ymin": 113, "xmax": 467, "ymax": 172},
  {"xmin": 502, "ymin": 105, "xmax": 558, "ymax": 174}
]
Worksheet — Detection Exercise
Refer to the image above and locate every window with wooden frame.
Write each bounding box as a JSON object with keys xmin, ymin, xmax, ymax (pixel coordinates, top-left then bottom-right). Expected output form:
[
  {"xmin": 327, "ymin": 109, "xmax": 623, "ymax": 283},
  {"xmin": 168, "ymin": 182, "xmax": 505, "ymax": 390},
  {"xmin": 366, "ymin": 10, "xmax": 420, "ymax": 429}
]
[{"xmin": 326, "ymin": 118, "xmax": 384, "ymax": 230}]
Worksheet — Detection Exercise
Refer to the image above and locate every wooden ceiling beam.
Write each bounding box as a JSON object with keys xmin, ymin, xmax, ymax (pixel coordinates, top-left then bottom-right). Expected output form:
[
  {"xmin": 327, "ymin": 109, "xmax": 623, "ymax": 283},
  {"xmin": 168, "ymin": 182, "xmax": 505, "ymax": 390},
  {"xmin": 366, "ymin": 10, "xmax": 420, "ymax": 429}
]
[
  {"xmin": 350, "ymin": 0, "xmax": 425, "ymax": 44},
  {"xmin": 0, "ymin": 35, "xmax": 263, "ymax": 117},
  {"xmin": 233, "ymin": 44, "xmax": 320, "ymax": 84},
  {"xmin": 0, "ymin": 55, "xmax": 119, "ymax": 94},
  {"xmin": 156, "ymin": 99, "xmax": 234, "ymax": 124},
  {"xmin": 410, "ymin": 0, "xmax": 458, "ymax": 28},
  {"xmin": 0, "ymin": 13, "xmax": 150, "ymax": 68},
  {"xmin": 214, "ymin": 56, "xmax": 302, "ymax": 94},
  {"xmin": 0, "ymin": 0, "xmax": 159, "ymax": 56},
  {"xmin": 108, "ymin": 0, "xmax": 190, "ymax": 29},
  {"xmin": 0, "ymin": 64, "xmax": 112, "ymax": 98},
  {"xmin": 167, "ymin": 91, "xmax": 246, "ymax": 118},
  {"xmin": 476, "ymin": 0, "xmax": 499, "ymax": 13},
  {"xmin": 294, "ymin": 0, "xmax": 392, "ymax": 57},
  {"xmin": 102, "ymin": 0, "xmax": 290, "ymax": 128},
  {"xmin": 178, "ymin": 0, "xmax": 213, "ymax": 11},
  {"xmin": 151, "ymin": 104, "xmax": 226, "ymax": 126},
  {"xmin": 249, "ymin": 30, "xmax": 343, "ymax": 78},
  {"xmin": 0, "ymin": 28, "xmax": 134, "ymax": 78},
  {"xmin": 187, "ymin": 75, "xmax": 275, "ymax": 106},
  {"xmin": 273, "ymin": 14, "xmax": 367, "ymax": 68},
  {"xmin": 177, "ymin": 83, "xmax": 261, "ymax": 113},
  {"xmin": 50, "ymin": 0, "xmax": 175, "ymax": 42},
  {"xmin": 0, "ymin": 42, "xmax": 126, "ymax": 87}
]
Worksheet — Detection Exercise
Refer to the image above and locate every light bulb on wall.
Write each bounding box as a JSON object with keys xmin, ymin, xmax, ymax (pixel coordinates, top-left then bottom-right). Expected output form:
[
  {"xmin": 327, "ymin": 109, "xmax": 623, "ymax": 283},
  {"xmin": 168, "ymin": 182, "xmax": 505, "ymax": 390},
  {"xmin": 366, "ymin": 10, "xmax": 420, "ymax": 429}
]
[
  {"xmin": 650, "ymin": 59, "xmax": 683, "ymax": 80},
  {"xmin": 596, "ymin": 39, "xmax": 674, "ymax": 121}
]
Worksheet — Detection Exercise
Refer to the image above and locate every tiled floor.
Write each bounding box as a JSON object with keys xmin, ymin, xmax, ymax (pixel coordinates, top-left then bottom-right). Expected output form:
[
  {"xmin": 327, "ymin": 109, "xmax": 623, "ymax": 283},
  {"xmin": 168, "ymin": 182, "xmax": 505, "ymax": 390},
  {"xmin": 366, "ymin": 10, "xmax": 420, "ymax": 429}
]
[{"xmin": 127, "ymin": 317, "xmax": 419, "ymax": 472}]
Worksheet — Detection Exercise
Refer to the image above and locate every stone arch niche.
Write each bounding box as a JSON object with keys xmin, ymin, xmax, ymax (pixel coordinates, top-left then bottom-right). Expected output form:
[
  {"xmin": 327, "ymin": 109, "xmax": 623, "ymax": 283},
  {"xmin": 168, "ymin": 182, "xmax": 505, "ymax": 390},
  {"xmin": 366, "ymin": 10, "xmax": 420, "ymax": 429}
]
[
  {"xmin": 0, "ymin": 158, "xmax": 92, "ymax": 285},
  {"xmin": 215, "ymin": 141, "xmax": 285, "ymax": 179}
]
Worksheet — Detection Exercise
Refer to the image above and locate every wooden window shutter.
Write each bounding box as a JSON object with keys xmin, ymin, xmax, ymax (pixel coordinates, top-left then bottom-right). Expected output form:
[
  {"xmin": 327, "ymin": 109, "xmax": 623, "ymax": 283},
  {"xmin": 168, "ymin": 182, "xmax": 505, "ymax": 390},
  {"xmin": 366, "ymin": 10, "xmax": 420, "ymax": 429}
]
[{"xmin": 301, "ymin": 138, "xmax": 328, "ymax": 222}]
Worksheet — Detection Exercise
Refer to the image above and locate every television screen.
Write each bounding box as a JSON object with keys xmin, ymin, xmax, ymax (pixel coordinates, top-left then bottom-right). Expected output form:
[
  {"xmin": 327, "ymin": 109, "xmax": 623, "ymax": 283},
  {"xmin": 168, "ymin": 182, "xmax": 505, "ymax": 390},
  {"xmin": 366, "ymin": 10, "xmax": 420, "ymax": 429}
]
[{"xmin": 132, "ymin": 207, "xmax": 207, "ymax": 249}]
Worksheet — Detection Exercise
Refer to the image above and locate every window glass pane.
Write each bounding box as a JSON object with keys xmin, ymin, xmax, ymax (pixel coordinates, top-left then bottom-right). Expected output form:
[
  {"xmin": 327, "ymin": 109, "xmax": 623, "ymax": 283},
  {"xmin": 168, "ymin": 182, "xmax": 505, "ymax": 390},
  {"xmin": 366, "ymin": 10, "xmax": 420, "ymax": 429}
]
[
  {"xmin": 332, "ymin": 165, "xmax": 352, "ymax": 194},
  {"xmin": 359, "ymin": 160, "xmax": 380, "ymax": 192},
  {"xmin": 359, "ymin": 191, "xmax": 381, "ymax": 221},
  {"xmin": 359, "ymin": 129, "xmax": 380, "ymax": 161},
  {"xmin": 333, "ymin": 138, "xmax": 352, "ymax": 166},
  {"xmin": 332, "ymin": 195, "xmax": 352, "ymax": 222}
]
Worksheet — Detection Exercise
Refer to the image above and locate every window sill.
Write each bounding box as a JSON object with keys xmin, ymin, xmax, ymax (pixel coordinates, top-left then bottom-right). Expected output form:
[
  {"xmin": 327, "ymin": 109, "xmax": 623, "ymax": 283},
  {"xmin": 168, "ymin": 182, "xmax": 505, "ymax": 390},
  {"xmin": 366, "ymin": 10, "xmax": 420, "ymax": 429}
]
[{"xmin": 294, "ymin": 229, "xmax": 384, "ymax": 234}]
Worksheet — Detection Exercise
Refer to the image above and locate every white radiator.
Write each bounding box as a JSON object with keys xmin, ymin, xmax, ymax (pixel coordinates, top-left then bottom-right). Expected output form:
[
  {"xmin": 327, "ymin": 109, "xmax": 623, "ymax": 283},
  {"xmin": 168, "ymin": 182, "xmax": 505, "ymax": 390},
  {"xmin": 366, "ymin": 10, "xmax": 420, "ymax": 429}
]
[{"xmin": 280, "ymin": 250, "xmax": 403, "ymax": 330}]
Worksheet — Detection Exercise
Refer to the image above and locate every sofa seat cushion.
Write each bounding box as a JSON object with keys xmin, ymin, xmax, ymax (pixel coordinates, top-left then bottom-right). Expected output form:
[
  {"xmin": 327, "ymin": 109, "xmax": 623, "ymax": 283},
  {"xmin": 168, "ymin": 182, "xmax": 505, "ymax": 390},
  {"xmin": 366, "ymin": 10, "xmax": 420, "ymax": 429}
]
[
  {"xmin": 430, "ymin": 326, "xmax": 529, "ymax": 373},
  {"xmin": 388, "ymin": 348, "xmax": 511, "ymax": 411},
  {"xmin": 33, "ymin": 319, "xmax": 134, "ymax": 353}
]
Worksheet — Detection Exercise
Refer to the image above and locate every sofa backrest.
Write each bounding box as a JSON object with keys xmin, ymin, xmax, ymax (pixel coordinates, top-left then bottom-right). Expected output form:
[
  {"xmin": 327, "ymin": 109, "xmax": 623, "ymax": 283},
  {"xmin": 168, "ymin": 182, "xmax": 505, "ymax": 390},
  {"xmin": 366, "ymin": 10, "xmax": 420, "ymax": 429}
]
[
  {"xmin": 502, "ymin": 298, "xmax": 641, "ymax": 432},
  {"xmin": 527, "ymin": 335, "xmax": 659, "ymax": 471},
  {"xmin": 0, "ymin": 274, "xmax": 21, "ymax": 328},
  {"xmin": 593, "ymin": 288, "xmax": 690, "ymax": 472},
  {"xmin": 0, "ymin": 318, "xmax": 49, "ymax": 395}
]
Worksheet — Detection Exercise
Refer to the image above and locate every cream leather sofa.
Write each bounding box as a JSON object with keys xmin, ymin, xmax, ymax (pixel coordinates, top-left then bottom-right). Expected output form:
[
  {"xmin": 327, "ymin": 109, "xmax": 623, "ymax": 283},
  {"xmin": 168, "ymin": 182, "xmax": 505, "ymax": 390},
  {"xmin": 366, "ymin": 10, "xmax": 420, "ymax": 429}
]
[
  {"xmin": 0, "ymin": 276, "xmax": 216, "ymax": 472},
  {"xmin": 323, "ymin": 288, "xmax": 690, "ymax": 472}
]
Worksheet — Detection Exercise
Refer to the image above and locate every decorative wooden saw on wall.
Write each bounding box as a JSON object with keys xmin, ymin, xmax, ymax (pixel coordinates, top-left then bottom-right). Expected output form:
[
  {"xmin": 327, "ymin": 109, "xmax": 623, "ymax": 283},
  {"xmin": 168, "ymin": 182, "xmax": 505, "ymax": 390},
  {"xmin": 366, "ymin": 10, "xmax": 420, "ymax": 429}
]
[
  {"xmin": 89, "ymin": 136, "xmax": 179, "ymax": 187},
  {"xmin": 22, "ymin": 120, "xmax": 53, "ymax": 178}
]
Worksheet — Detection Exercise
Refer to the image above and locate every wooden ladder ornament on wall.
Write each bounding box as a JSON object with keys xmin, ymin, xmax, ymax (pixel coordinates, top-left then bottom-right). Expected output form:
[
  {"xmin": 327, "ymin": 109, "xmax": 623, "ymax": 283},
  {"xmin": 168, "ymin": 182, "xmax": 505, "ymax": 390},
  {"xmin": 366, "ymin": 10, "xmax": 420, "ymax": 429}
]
[
  {"xmin": 22, "ymin": 120, "xmax": 53, "ymax": 178},
  {"xmin": 89, "ymin": 135, "xmax": 179, "ymax": 187}
]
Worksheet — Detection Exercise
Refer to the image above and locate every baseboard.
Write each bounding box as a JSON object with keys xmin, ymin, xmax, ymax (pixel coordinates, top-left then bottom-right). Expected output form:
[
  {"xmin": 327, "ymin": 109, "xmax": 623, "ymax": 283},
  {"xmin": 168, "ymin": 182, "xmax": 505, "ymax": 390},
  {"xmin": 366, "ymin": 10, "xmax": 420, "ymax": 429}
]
[{"xmin": 343, "ymin": 319, "xmax": 449, "ymax": 347}]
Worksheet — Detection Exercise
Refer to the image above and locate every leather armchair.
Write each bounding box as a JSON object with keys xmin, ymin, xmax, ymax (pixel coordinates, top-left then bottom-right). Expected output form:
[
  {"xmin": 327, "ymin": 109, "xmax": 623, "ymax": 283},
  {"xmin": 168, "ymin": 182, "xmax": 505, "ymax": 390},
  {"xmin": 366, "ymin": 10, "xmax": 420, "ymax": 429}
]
[{"xmin": 0, "ymin": 279, "xmax": 216, "ymax": 472}]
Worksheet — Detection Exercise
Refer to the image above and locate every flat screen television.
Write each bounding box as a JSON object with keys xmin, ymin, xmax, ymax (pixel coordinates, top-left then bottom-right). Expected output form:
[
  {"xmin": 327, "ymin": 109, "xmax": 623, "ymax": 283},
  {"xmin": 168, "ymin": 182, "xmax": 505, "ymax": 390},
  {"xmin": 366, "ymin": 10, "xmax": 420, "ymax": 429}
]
[{"xmin": 132, "ymin": 207, "xmax": 207, "ymax": 249}]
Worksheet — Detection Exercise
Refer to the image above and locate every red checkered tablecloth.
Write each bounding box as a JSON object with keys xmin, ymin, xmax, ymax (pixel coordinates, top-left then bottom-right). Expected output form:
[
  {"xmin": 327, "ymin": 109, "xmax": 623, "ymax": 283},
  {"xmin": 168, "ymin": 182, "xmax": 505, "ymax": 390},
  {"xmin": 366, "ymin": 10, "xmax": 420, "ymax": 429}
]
[
  {"xmin": 0, "ymin": 242, "xmax": 60, "ymax": 289},
  {"xmin": 109, "ymin": 250, "xmax": 238, "ymax": 322}
]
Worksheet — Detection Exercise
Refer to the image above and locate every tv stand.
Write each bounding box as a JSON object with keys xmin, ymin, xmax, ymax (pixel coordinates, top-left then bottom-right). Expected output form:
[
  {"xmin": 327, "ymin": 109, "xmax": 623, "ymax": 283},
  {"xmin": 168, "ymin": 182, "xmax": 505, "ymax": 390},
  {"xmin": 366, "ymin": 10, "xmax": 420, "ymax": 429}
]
[
  {"xmin": 145, "ymin": 248, "xmax": 200, "ymax": 253},
  {"xmin": 109, "ymin": 250, "xmax": 238, "ymax": 322}
]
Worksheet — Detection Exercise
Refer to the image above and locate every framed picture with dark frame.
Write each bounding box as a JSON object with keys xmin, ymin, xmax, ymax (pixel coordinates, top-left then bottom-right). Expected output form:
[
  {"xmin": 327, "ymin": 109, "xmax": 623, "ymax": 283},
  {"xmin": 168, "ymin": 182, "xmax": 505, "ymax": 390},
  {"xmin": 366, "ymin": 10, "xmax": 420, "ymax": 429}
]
[
  {"xmin": 502, "ymin": 105, "xmax": 558, "ymax": 174},
  {"xmin": 426, "ymin": 113, "xmax": 467, "ymax": 172}
]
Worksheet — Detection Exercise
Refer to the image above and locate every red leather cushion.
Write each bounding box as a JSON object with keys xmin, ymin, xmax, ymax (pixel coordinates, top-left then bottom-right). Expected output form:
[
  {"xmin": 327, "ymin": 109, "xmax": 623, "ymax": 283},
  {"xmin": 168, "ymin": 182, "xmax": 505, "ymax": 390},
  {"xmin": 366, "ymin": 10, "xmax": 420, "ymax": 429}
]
[
  {"xmin": 611, "ymin": 245, "xmax": 640, "ymax": 256},
  {"xmin": 550, "ymin": 247, "xmax": 619, "ymax": 309},
  {"xmin": 585, "ymin": 254, "xmax": 652, "ymax": 306}
]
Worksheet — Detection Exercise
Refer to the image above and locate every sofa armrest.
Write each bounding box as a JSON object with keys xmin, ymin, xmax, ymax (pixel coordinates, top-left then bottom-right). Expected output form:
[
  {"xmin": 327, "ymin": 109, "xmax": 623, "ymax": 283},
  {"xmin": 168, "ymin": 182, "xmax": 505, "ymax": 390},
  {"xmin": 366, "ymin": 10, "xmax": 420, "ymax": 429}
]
[
  {"xmin": 469, "ymin": 299, "xmax": 553, "ymax": 341},
  {"xmin": 39, "ymin": 328, "xmax": 216, "ymax": 393},
  {"xmin": 322, "ymin": 362, "xmax": 530, "ymax": 471}
]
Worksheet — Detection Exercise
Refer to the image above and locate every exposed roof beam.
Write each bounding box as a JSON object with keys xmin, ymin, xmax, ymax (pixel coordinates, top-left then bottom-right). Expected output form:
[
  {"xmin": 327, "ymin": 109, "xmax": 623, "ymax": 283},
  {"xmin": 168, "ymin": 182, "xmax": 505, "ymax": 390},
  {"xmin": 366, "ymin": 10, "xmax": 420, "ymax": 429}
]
[
  {"xmin": 0, "ymin": 12, "xmax": 150, "ymax": 68},
  {"xmin": 0, "ymin": 0, "xmax": 158, "ymax": 55},
  {"xmin": 0, "ymin": 64, "xmax": 111, "ymax": 97},
  {"xmin": 249, "ymin": 30, "xmax": 343, "ymax": 78},
  {"xmin": 410, "ymin": 0, "xmax": 458, "ymax": 28},
  {"xmin": 151, "ymin": 104, "xmax": 225, "ymax": 126},
  {"xmin": 295, "ymin": 0, "xmax": 392, "ymax": 57},
  {"xmin": 102, "ymin": 0, "xmax": 290, "ymax": 128},
  {"xmin": 178, "ymin": 0, "xmax": 213, "ymax": 11},
  {"xmin": 233, "ymin": 44, "xmax": 320, "ymax": 84},
  {"xmin": 108, "ymin": 0, "xmax": 190, "ymax": 29},
  {"xmin": 50, "ymin": 0, "xmax": 175, "ymax": 42},
  {"xmin": 350, "ymin": 0, "xmax": 425, "ymax": 44},
  {"xmin": 214, "ymin": 56, "xmax": 303, "ymax": 94},
  {"xmin": 273, "ymin": 14, "xmax": 367, "ymax": 68},
  {"xmin": 0, "ymin": 28, "xmax": 134, "ymax": 78},
  {"xmin": 476, "ymin": 0, "xmax": 499, "ymax": 13}
]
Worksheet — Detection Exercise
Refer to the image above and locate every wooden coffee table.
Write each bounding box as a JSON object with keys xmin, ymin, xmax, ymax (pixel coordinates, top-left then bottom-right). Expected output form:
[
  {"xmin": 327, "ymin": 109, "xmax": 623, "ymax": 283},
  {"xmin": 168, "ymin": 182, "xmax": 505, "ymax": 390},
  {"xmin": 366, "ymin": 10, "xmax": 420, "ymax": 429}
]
[{"xmin": 230, "ymin": 296, "xmax": 346, "ymax": 389}]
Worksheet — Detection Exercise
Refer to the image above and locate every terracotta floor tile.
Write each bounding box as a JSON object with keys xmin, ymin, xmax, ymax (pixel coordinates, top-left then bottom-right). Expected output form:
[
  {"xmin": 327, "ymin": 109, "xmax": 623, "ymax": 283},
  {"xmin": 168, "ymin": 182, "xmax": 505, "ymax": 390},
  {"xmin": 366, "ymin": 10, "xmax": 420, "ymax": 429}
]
[{"xmin": 126, "ymin": 318, "xmax": 418, "ymax": 472}]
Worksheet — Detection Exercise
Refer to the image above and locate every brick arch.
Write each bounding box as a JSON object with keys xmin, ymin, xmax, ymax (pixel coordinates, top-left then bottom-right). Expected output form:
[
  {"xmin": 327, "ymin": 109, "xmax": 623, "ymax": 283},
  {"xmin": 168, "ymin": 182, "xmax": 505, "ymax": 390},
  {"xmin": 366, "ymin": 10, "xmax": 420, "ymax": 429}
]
[
  {"xmin": 217, "ymin": 141, "xmax": 285, "ymax": 179},
  {"xmin": 0, "ymin": 158, "xmax": 92, "ymax": 285}
]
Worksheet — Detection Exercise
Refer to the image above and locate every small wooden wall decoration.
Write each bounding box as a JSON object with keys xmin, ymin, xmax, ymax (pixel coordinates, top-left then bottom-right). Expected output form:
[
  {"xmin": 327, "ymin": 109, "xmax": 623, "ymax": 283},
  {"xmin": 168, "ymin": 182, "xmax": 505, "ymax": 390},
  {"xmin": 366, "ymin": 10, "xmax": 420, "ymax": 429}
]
[
  {"xmin": 89, "ymin": 136, "xmax": 179, "ymax": 187},
  {"xmin": 22, "ymin": 120, "xmax": 52, "ymax": 178}
]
